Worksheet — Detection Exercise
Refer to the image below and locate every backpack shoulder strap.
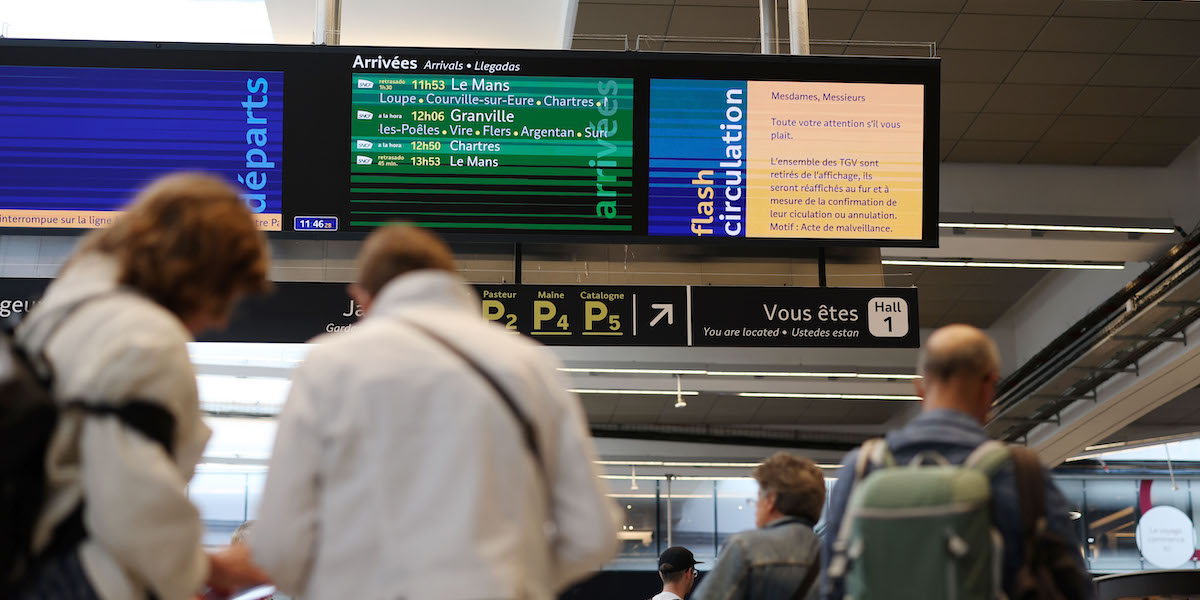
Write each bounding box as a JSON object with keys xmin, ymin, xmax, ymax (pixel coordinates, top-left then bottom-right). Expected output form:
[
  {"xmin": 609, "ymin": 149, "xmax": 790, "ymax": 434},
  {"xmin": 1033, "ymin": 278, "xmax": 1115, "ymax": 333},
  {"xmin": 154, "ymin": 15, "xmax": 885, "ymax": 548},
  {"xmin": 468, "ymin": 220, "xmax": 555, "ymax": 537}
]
[
  {"xmin": 40, "ymin": 400, "xmax": 177, "ymax": 563},
  {"xmin": 855, "ymin": 437, "xmax": 894, "ymax": 481},
  {"xmin": 964, "ymin": 440, "xmax": 1012, "ymax": 477},
  {"xmin": 1009, "ymin": 445, "xmax": 1047, "ymax": 540},
  {"xmin": 15, "ymin": 289, "xmax": 128, "ymax": 381},
  {"xmin": 65, "ymin": 400, "xmax": 177, "ymax": 455},
  {"xmin": 829, "ymin": 438, "xmax": 892, "ymax": 580}
]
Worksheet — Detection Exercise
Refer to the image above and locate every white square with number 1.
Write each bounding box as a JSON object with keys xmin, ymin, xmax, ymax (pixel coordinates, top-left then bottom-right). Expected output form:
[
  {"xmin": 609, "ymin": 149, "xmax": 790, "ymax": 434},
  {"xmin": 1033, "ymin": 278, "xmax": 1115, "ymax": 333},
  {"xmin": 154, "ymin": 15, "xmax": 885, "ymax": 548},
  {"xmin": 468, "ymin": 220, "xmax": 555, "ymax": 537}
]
[{"xmin": 867, "ymin": 297, "xmax": 908, "ymax": 338}]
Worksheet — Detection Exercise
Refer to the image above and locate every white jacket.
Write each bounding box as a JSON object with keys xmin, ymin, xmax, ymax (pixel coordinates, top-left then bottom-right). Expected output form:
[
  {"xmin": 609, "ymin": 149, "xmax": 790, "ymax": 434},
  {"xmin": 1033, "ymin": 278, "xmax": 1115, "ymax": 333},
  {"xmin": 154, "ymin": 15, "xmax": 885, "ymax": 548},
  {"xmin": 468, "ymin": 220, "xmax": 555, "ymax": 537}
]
[
  {"xmin": 17, "ymin": 253, "xmax": 211, "ymax": 600},
  {"xmin": 251, "ymin": 270, "xmax": 618, "ymax": 600}
]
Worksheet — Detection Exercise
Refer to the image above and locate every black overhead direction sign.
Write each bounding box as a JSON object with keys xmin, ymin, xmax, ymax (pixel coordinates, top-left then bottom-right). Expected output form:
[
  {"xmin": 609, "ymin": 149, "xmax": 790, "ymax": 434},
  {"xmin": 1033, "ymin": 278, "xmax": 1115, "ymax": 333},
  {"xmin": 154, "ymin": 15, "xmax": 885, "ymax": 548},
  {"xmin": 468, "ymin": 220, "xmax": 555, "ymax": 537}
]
[{"xmin": 0, "ymin": 279, "xmax": 918, "ymax": 348}]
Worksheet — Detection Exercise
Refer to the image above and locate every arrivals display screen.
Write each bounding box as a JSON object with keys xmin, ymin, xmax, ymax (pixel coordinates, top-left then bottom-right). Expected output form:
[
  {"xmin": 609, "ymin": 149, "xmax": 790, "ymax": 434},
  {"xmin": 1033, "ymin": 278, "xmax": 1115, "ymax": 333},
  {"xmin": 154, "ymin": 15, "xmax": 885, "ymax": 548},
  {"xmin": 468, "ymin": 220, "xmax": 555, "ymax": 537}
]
[{"xmin": 0, "ymin": 40, "xmax": 939, "ymax": 246}]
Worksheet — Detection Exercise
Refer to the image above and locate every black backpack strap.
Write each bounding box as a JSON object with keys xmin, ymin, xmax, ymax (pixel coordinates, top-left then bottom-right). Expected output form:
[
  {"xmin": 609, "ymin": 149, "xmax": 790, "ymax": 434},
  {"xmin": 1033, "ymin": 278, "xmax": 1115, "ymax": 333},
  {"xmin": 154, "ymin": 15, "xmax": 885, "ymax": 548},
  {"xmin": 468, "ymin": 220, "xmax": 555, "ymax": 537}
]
[
  {"xmin": 63, "ymin": 401, "xmax": 177, "ymax": 456},
  {"xmin": 40, "ymin": 401, "xmax": 177, "ymax": 563},
  {"xmin": 398, "ymin": 319, "xmax": 545, "ymax": 472},
  {"xmin": 17, "ymin": 289, "xmax": 127, "ymax": 383}
]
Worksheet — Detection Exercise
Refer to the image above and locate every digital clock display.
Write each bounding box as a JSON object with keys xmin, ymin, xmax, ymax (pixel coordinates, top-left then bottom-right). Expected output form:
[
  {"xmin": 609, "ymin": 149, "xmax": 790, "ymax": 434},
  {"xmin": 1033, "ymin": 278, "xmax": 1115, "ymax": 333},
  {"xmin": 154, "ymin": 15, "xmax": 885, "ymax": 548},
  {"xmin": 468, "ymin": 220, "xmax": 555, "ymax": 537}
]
[{"xmin": 293, "ymin": 216, "xmax": 338, "ymax": 231}]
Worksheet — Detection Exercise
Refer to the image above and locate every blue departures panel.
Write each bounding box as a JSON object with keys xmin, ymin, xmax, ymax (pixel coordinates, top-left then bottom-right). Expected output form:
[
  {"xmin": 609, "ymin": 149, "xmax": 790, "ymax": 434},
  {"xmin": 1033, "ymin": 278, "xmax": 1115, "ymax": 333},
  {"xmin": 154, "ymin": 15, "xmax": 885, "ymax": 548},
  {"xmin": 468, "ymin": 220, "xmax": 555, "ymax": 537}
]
[{"xmin": 0, "ymin": 66, "xmax": 284, "ymax": 230}]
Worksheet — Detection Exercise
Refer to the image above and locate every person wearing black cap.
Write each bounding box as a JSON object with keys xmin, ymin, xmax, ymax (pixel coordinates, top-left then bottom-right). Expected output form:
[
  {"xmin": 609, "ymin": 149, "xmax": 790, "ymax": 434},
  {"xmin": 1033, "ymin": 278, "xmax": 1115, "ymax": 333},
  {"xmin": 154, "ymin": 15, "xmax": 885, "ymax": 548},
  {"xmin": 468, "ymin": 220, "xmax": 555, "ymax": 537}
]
[{"xmin": 653, "ymin": 547, "xmax": 701, "ymax": 600}]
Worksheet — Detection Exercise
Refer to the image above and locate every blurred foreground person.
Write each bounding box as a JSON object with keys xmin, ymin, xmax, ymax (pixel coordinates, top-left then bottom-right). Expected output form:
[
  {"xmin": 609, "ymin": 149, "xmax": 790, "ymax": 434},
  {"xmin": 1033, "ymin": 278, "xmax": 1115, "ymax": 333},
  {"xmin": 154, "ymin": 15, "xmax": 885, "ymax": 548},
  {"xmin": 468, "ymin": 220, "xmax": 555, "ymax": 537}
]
[
  {"xmin": 251, "ymin": 225, "xmax": 617, "ymax": 599},
  {"xmin": 653, "ymin": 547, "xmax": 700, "ymax": 600},
  {"xmin": 692, "ymin": 453, "xmax": 823, "ymax": 600},
  {"xmin": 13, "ymin": 173, "xmax": 271, "ymax": 599},
  {"xmin": 821, "ymin": 324, "xmax": 1094, "ymax": 600}
]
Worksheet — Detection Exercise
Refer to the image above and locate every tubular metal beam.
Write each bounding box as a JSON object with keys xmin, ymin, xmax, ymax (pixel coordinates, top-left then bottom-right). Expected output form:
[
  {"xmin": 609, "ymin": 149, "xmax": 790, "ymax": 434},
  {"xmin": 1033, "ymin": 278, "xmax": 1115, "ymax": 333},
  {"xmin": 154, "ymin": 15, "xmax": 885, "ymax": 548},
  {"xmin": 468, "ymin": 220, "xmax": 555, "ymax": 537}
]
[
  {"xmin": 1073, "ymin": 366, "xmax": 1139, "ymax": 375},
  {"xmin": 314, "ymin": 0, "xmax": 342, "ymax": 45},
  {"xmin": 788, "ymin": 0, "xmax": 810, "ymax": 55},
  {"xmin": 1031, "ymin": 393, "xmax": 1098, "ymax": 402},
  {"xmin": 759, "ymin": 0, "xmax": 778, "ymax": 54},
  {"xmin": 1114, "ymin": 334, "xmax": 1186, "ymax": 343}
]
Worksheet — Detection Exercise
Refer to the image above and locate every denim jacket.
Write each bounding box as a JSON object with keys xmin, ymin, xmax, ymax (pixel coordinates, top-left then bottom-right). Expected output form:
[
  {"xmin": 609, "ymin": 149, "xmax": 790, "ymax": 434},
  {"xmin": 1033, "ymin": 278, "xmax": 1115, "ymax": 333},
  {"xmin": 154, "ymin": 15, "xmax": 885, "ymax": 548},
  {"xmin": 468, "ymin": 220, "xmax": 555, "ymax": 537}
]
[{"xmin": 692, "ymin": 516, "xmax": 820, "ymax": 600}]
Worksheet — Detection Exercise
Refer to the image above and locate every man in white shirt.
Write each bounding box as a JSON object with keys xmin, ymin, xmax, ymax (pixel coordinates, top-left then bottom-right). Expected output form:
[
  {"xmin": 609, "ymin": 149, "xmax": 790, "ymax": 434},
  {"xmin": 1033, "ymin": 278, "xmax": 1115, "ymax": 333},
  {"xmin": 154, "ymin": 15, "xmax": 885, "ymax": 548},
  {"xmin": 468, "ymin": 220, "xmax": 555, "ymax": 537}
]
[
  {"xmin": 653, "ymin": 547, "xmax": 701, "ymax": 600},
  {"xmin": 250, "ymin": 225, "xmax": 618, "ymax": 600}
]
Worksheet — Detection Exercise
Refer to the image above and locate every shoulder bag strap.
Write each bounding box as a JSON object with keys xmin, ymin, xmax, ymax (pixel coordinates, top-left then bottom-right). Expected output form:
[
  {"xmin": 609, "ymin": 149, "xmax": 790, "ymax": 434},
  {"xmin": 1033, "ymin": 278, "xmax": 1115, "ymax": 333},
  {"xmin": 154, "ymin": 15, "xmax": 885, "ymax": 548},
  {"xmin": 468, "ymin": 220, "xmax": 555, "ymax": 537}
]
[
  {"xmin": 795, "ymin": 558, "xmax": 820, "ymax": 600},
  {"xmin": 399, "ymin": 318, "xmax": 545, "ymax": 473},
  {"xmin": 1009, "ymin": 446, "xmax": 1047, "ymax": 544}
]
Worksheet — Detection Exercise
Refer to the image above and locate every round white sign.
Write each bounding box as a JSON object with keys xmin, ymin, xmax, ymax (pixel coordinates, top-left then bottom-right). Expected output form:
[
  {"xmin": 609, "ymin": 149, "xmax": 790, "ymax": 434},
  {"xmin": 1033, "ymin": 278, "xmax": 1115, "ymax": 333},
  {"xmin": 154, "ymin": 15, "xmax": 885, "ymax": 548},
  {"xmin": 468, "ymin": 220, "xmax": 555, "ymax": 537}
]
[{"xmin": 1136, "ymin": 505, "xmax": 1196, "ymax": 569}]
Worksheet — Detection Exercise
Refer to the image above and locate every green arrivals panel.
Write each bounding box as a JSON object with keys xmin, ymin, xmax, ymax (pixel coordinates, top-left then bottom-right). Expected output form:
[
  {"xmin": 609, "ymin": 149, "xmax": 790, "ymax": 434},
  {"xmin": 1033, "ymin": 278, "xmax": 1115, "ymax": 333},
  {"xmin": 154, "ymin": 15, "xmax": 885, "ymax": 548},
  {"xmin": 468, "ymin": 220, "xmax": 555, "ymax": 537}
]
[{"xmin": 349, "ymin": 74, "xmax": 634, "ymax": 233}]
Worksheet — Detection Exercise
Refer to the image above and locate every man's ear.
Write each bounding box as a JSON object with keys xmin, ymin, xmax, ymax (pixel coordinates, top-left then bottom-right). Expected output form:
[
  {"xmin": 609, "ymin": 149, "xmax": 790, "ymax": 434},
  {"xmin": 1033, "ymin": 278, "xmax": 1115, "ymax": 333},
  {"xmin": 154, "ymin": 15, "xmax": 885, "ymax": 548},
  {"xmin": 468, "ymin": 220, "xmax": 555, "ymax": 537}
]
[{"xmin": 914, "ymin": 377, "xmax": 926, "ymax": 399}]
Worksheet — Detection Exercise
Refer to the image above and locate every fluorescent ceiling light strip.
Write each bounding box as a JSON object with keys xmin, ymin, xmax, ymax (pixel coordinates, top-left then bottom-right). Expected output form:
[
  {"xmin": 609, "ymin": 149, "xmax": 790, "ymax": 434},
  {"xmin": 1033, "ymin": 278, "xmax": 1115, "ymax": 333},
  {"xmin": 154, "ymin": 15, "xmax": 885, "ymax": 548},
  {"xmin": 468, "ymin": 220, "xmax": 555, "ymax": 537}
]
[
  {"xmin": 709, "ymin": 370, "xmax": 920, "ymax": 379},
  {"xmin": 597, "ymin": 460, "xmax": 844, "ymax": 469},
  {"xmin": 739, "ymin": 392, "xmax": 921, "ymax": 401},
  {"xmin": 570, "ymin": 389, "xmax": 700, "ymax": 396},
  {"xmin": 1082, "ymin": 432, "xmax": 1200, "ymax": 453},
  {"xmin": 939, "ymin": 222, "xmax": 1175, "ymax": 235},
  {"xmin": 595, "ymin": 460, "xmax": 670, "ymax": 466},
  {"xmin": 882, "ymin": 259, "xmax": 1124, "ymax": 270},
  {"xmin": 561, "ymin": 367, "xmax": 919, "ymax": 379},
  {"xmin": 559, "ymin": 367, "xmax": 708, "ymax": 375},
  {"xmin": 708, "ymin": 370, "xmax": 857, "ymax": 378}
]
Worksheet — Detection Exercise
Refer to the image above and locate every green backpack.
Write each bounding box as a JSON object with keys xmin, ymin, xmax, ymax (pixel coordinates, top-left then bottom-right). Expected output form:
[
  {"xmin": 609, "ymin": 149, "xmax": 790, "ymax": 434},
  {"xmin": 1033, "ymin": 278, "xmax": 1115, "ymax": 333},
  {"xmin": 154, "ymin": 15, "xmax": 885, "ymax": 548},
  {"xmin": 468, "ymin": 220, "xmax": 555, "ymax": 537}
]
[{"xmin": 827, "ymin": 439, "xmax": 1011, "ymax": 600}]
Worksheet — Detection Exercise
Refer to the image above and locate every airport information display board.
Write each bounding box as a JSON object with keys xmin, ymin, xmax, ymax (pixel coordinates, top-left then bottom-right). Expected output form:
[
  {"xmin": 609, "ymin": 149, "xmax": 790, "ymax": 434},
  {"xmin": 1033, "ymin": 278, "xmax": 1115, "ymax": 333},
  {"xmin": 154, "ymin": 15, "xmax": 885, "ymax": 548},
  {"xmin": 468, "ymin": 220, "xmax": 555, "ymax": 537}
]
[{"xmin": 0, "ymin": 40, "xmax": 939, "ymax": 246}]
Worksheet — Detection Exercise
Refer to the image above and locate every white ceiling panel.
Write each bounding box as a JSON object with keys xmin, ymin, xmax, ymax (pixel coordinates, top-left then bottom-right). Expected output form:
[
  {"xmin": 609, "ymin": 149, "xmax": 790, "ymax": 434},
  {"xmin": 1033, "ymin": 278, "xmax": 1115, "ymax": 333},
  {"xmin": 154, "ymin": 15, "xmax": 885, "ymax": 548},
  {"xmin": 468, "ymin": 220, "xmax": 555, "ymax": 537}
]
[
  {"xmin": 1065, "ymin": 86, "xmax": 1165, "ymax": 116},
  {"xmin": 1042, "ymin": 115, "xmax": 1136, "ymax": 144},
  {"xmin": 938, "ymin": 49, "xmax": 1024, "ymax": 82},
  {"xmin": 1147, "ymin": 89, "xmax": 1200, "ymax": 118},
  {"xmin": 1056, "ymin": 0, "xmax": 1152, "ymax": 20},
  {"xmin": 1118, "ymin": 20, "xmax": 1200, "ymax": 56},
  {"xmin": 1005, "ymin": 52, "xmax": 1109, "ymax": 85},
  {"xmin": 961, "ymin": 0, "xmax": 1057, "ymax": 16},
  {"xmin": 941, "ymin": 14, "xmax": 1049, "ymax": 50},
  {"xmin": 1119, "ymin": 117, "xmax": 1200, "ymax": 145},
  {"xmin": 1021, "ymin": 141, "xmax": 1110, "ymax": 165},
  {"xmin": 1146, "ymin": 3, "xmax": 1200, "ymax": 21},
  {"xmin": 941, "ymin": 82, "xmax": 999, "ymax": 112},
  {"xmin": 1098, "ymin": 143, "xmax": 1190, "ymax": 166},
  {"xmin": 666, "ymin": 5, "xmax": 761, "ymax": 36},
  {"xmin": 963, "ymin": 113, "xmax": 1057, "ymax": 142},
  {"xmin": 1028, "ymin": 17, "xmax": 1140, "ymax": 54},
  {"xmin": 946, "ymin": 140, "xmax": 1035, "ymax": 162},
  {"xmin": 866, "ymin": 0, "xmax": 967, "ymax": 13},
  {"xmin": 984, "ymin": 84, "xmax": 1081, "ymax": 114},
  {"xmin": 851, "ymin": 10, "xmax": 955, "ymax": 43},
  {"xmin": 808, "ymin": 9, "xmax": 867, "ymax": 39},
  {"xmin": 1090, "ymin": 54, "xmax": 1197, "ymax": 87},
  {"xmin": 575, "ymin": 3, "xmax": 673, "ymax": 34}
]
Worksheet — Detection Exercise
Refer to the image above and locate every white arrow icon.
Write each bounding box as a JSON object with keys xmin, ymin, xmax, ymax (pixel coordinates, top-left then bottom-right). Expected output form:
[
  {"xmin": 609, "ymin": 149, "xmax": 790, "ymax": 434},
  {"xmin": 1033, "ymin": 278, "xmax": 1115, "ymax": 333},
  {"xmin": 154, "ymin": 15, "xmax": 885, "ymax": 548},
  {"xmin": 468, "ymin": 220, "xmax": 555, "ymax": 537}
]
[{"xmin": 650, "ymin": 303, "xmax": 674, "ymax": 327}]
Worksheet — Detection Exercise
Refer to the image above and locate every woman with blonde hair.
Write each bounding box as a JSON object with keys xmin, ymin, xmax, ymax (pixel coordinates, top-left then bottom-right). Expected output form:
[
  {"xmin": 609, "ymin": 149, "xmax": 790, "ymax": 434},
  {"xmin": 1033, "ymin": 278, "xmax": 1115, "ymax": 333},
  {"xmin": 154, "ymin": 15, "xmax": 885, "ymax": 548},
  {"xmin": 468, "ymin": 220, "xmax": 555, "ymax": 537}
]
[{"xmin": 16, "ymin": 173, "xmax": 272, "ymax": 599}]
